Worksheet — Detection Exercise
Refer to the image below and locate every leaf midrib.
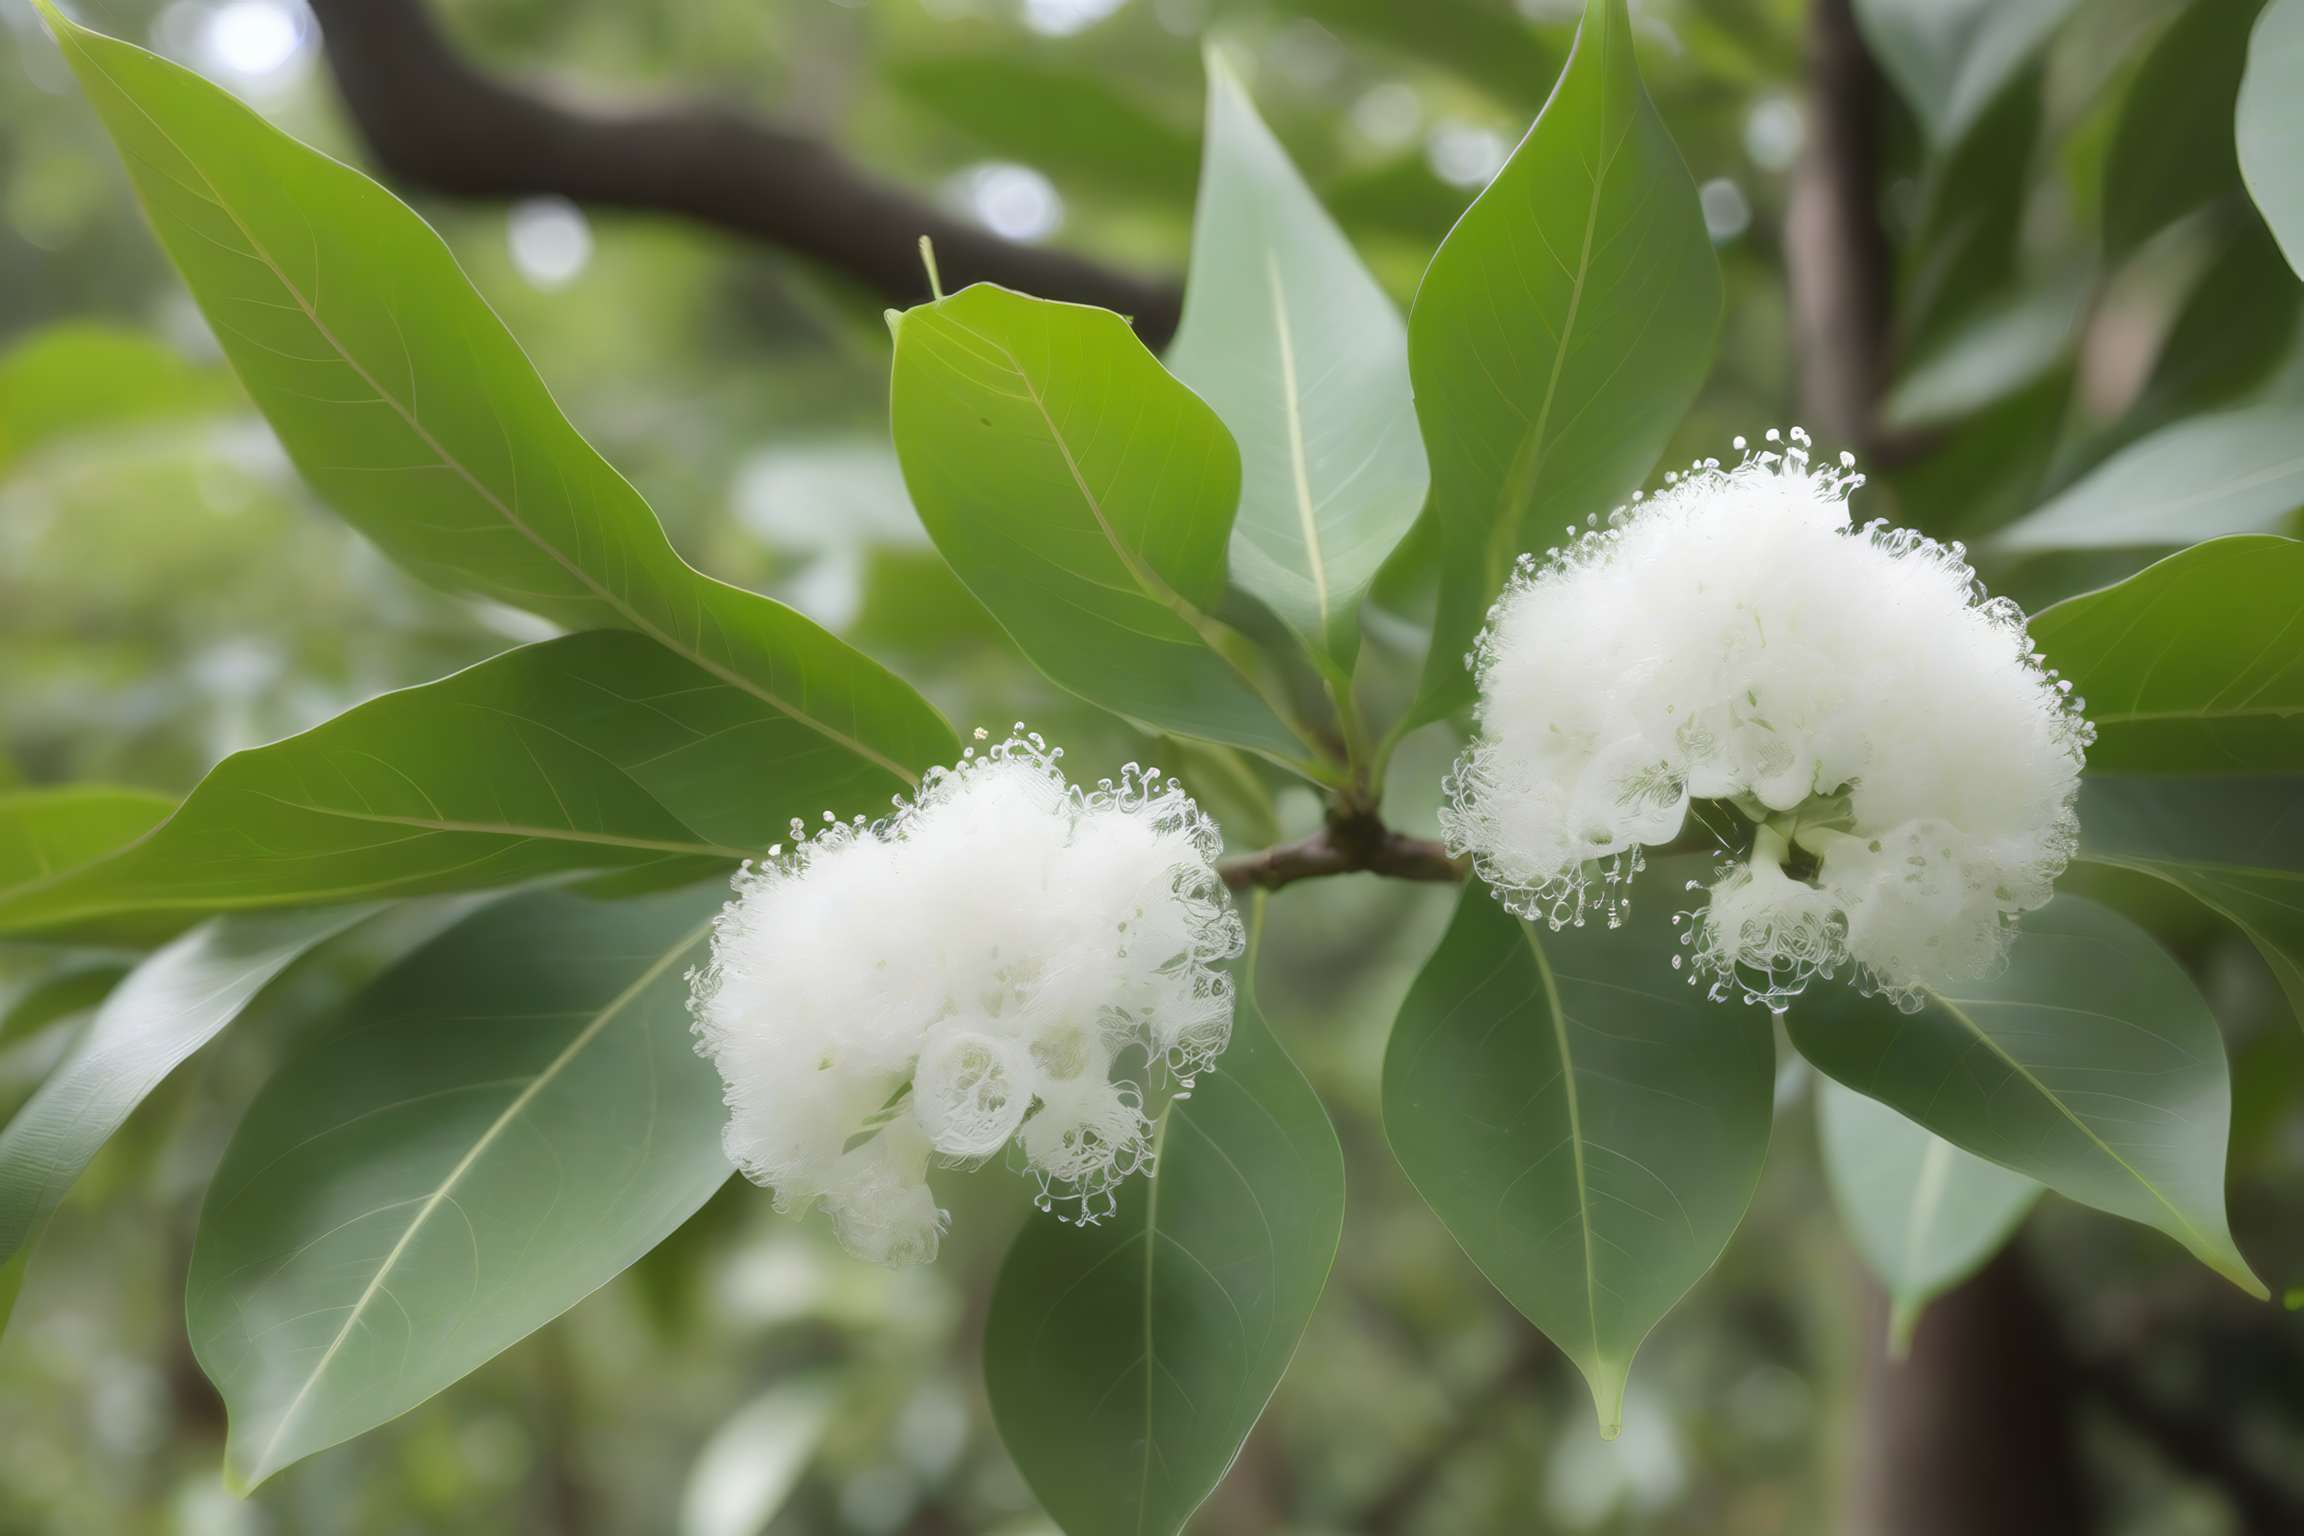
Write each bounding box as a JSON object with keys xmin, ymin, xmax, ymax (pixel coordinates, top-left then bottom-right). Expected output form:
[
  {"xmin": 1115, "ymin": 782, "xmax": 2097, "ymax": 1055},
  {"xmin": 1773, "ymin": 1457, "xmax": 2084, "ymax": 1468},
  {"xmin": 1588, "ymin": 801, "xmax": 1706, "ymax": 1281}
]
[
  {"xmin": 1263, "ymin": 247, "xmax": 1331, "ymax": 637},
  {"xmin": 242, "ymin": 795, "xmax": 751, "ymax": 861},
  {"xmin": 922, "ymin": 304, "xmax": 1321, "ymax": 765},
  {"xmin": 61, "ymin": 22, "xmax": 916, "ymax": 789},
  {"xmin": 1519, "ymin": 921, "xmax": 1605, "ymax": 1387},
  {"xmin": 246, "ymin": 918, "xmax": 711, "ymax": 1479},
  {"xmin": 1483, "ymin": 7, "xmax": 1621, "ymax": 594},
  {"xmin": 1924, "ymin": 987, "xmax": 2255, "ymax": 1292}
]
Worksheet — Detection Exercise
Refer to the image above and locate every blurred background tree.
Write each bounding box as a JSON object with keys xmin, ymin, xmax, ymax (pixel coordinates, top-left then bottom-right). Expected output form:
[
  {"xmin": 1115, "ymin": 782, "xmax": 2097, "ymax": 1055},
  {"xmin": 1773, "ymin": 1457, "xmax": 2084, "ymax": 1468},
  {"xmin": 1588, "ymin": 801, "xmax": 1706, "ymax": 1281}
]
[{"xmin": 3, "ymin": 0, "xmax": 2301, "ymax": 1532}]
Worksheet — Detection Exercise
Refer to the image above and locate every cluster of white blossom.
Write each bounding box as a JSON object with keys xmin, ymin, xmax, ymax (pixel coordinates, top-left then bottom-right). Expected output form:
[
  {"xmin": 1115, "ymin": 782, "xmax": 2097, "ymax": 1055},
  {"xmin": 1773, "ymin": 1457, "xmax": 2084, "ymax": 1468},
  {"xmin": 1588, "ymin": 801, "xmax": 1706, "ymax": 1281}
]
[
  {"xmin": 689, "ymin": 730, "xmax": 1241, "ymax": 1265},
  {"xmin": 1442, "ymin": 430, "xmax": 2092, "ymax": 1010}
]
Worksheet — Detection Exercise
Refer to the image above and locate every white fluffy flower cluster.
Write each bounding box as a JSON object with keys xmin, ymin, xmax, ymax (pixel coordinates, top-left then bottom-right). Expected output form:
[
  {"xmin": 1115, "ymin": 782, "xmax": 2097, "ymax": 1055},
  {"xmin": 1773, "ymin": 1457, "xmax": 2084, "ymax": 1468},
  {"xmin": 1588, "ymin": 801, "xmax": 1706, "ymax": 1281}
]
[
  {"xmin": 1442, "ymin": 430, "xmax": 2092, "ymax": 1010},
  {"xmin": 689, "ymin": 730, "xmax": 1242, "ymax": 1265}
]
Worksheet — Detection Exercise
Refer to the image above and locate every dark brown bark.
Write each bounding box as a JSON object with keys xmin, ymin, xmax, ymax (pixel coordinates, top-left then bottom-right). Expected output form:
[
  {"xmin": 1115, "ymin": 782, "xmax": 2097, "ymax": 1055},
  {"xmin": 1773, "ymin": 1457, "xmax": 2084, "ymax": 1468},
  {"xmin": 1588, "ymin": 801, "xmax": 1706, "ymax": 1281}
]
[
  {"xmin": 1786, "ymin": 0, "xmax": 1895, "ymax": 454},
  {"xmin": 303, "ymin": 0, "xmax": 1183, "ymax": 344},
  {"xmin": 1846, "ymin": 1251, "xmax": 2095, "ymax": 1536}
]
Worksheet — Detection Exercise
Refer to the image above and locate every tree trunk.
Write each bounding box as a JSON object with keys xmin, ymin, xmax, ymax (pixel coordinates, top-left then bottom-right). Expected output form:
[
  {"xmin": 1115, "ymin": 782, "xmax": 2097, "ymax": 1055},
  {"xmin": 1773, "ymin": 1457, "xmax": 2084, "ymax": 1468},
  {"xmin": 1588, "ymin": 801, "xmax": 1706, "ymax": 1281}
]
[{"xmin": 1844, "ymin": 1250, "xmax": 2095, "ymax": 1536}]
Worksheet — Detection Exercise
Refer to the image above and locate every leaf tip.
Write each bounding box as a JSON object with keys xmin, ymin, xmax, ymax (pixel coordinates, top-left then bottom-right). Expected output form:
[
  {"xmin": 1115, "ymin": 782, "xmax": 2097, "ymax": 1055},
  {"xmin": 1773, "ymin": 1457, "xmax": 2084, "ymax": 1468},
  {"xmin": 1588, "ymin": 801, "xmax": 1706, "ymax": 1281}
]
[
  {"xmin": 1585, "ymin": 1361, "xmax": 1626, "ymax": 1441},
  {"xmin": 1885, "ymin": 1299, "xmax": 1922, "ymax": 1360}
]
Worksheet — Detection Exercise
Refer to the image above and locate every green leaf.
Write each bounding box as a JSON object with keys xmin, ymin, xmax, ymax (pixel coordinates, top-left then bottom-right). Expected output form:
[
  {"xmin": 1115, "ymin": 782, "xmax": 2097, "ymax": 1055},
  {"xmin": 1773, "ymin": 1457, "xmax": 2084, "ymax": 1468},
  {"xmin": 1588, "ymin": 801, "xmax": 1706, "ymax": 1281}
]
[
  {"xmin": 2028, "ymin": 535, "xmax": 2304, "ymax": 772},
  {"xmin": 983, "ymin": 946, "xmax": 1344, "ymax": 1536},
  {"xmin": 2102, "ymin": 0, "xmax": 2266, "ymax": 259},
  {"xmin": 1880, "ymin": 276, "xmax": 2086, "ymax": 433},
  {"xmin": 0, "ymin": 965, "xmax": 126, "ymax": 1050},
  {"xmin": 0, "ymin": 786, "xmax": 173, "ymax": 907},
  {"xmin": 1406, "ymin": 0, "xmax": 1721, "ymax": 718},
  {"xmin": 1853, "ymin": 0, "xmax": 2080, "ymax": 149},
  {"xmin": 1997, "ymin": 358, "xmax": 2304, "ymax": 551},
  {"xmin": 0, "ymin": 322, "xmax": 234, "ymax": 473},
  {"xmin": 2116, "ymin": 216, "xmax": 2303, "ymax": 440},
  {"xmin": 1166, "ymin": 53, "xmax": 1429, "ymax": 667},
  {"xmin": 188, "ymin": 884, "xmax": 732, "ymax": 1486},
  {"xmin": 0, "ymin": 905, "xmax": 374, "ymax": 1277},
  {"xmin": 2071, "ymin": 774, "xmax": 2304, "ymax": 1031},
  {"xmin": 1900, "ymin": 69, "xmax": 2043, "ymax": 342},
  {"xmin": 0, "ymin": 1245, "xmax": 22, "ymax": 1338},
  {"xmin": 679, "ymin": 1380, "xmax": 839, "ymax": 1536},
  {"xmin": 1785, "ymin": 894, "xmax": 2265, "ymax": 1297},
  {"xmin": 2239, "ymin": 0, "xmax": 2304, "ymax": 278},
  {"xmin": 37, "ymin": 5, "xmax": 953, "ymax": 794},
  {"xmin": 1382, "ymin": 882, "xmax": 1776, "ymax": 1436},
  {"xmin": 1815, "ymin": 1079, "xmax": 2039, "ymax": 1354},
  {"xmin": 888, "ymin": 283, "xmax": 1323, "ymax": 767},
  {"xmin": 0, "ymin": 632, "xmax": 849, "ymax": 939},
  {"xmin": 1881, "ymin": 368, "xmax": 2072, "ymax": 541}
]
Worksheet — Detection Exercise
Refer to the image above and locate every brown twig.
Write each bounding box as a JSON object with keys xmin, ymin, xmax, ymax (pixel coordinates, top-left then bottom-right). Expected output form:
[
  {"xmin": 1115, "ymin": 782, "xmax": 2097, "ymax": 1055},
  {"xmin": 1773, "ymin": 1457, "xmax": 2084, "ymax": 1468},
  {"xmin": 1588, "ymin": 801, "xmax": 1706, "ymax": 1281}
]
[
  {"xmin": 1218, "ymin": 810, "xmax": 1464, "ymax": 893},
  {"xmin": 303, "ymin": 0, "xmax": 1183, "ymax": 343}
]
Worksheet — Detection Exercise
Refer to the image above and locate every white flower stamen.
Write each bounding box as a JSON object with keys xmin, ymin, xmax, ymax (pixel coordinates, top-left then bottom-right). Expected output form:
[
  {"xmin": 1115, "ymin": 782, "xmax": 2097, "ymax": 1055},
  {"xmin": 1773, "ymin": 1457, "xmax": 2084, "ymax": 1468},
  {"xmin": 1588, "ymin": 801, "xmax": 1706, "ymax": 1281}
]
[
  {"xmin": 1442, "ymin": 430, "xmax": 2092, "ymax": 1011},
  {"xmin": 688, "ymin": 729, "xmax": 1241, "ymax": 1264}
]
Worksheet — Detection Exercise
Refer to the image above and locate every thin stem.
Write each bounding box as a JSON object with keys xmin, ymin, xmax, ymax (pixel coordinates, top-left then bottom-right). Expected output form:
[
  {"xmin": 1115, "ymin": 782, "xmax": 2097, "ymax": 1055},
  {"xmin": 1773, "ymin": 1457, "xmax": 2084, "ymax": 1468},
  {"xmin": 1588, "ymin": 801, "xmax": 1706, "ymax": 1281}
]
[{"xmin": 1219, "ymin": 810, "xmax": 1463, "ymax": 893}]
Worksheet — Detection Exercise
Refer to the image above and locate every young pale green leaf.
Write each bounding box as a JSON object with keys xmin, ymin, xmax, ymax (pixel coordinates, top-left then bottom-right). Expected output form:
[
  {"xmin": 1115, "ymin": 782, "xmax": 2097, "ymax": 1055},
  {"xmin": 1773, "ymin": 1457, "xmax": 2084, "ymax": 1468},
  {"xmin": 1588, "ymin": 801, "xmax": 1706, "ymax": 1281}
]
[
  {"xmin": 1996, "ymin": 360, "xmax": 2304, "ymax": 551},
  {"xmin": 1852, "ymin": 0, "xmax": 2080, "ymax": 149},
  {"xmin": 2102, "ymin": 0, "xmax": 2266, "ymax": 260},
  {"xmin": 2028, "ymin": 535, "xmax": 2304, "ymax": 772},
  {"xmin": 888, "ymin": 283, "xmax": 1321, "ymax": 765},
  {"xmin": 188, "ymin": 884, "xmax": 732, "ymax": 1487},
  {"xmin": 37, "ymin": 5, "xmax": 952, "ymax": 793},
  {"xmin": 0, "ymin": 905, "xmax": 374, "ymax": 1279},
  {"xmin": 0, "ymin": 632, "xmax": 851, "ymax": 940},
  {"xmin": 1815, "ymin": 1079, "xmax": 2039, "ymax": 1354},
  {"xmin": 2239, "ymin": 0, "xmax": 2304, "ymax": 278},
  {"xmin": 1407, "ymin": 0, "xmax": 1721, "ymax": 719},
  {"xmin": 1167, "ymin": 53, "xmax": 1428, "ymax": 667},
  {"xmin": 0, "ymin": 786, "xmax": 173, "ymax": 904},
  {"xmin": 1786, "ymin": 895, "xmax": 2265, "ymax": 1297},
  {"xmin": 1383, "ymin": 882, "xmax": 1775, "ymax": 1437},
  {"xmin": 2071, "ymin": 774, "xmax": 2304, "ymax": 1032},
  {"xmin": 983, "ymin": 958, "xmax": 1343, "ymax": 1536}
]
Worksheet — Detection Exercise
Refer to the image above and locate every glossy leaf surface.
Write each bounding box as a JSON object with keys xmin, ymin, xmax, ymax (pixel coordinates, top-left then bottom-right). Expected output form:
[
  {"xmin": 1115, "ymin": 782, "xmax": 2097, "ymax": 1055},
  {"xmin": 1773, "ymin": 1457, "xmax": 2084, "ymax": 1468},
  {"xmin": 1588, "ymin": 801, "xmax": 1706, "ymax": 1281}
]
[
  {"xmin": 890, "ymin": 282, "xmax": 1312, "ymax": 761},
  {"xmin": 39, "ymin": 5, "xmax": 952, "ymax": 793},
  {"xmin": 2028, "ymin": 535, "xmax": 2304, "ymax": 772},
  {"xmin": 1167, "ymin": 54, "xmax": 1427, "ymax": 664},
  {"xmin": 1787, "ymin": 895, "xmax": 2263, "ymax": 1296},
  {"xmin": 0, "ymin": 906, "xmax": 375, "ymax": 1271},
  {"xmin": 984, "ymin": 962, "xmax": 1343, "ymax": 1536},
  {"xmin": 1406, "ymin": 0, "xmax": 1720, "ymax": 716},
  {"xmin": 188, "ymin": 884, "xmax": 732, "ymax": 1485},
  {"xmin": 0, "ymin": 632, "xmax": 822, "ymax": 938},
  {"xmin": 1383, "ymin": 883, "xmax": 1775, "ymax": 1435}
]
